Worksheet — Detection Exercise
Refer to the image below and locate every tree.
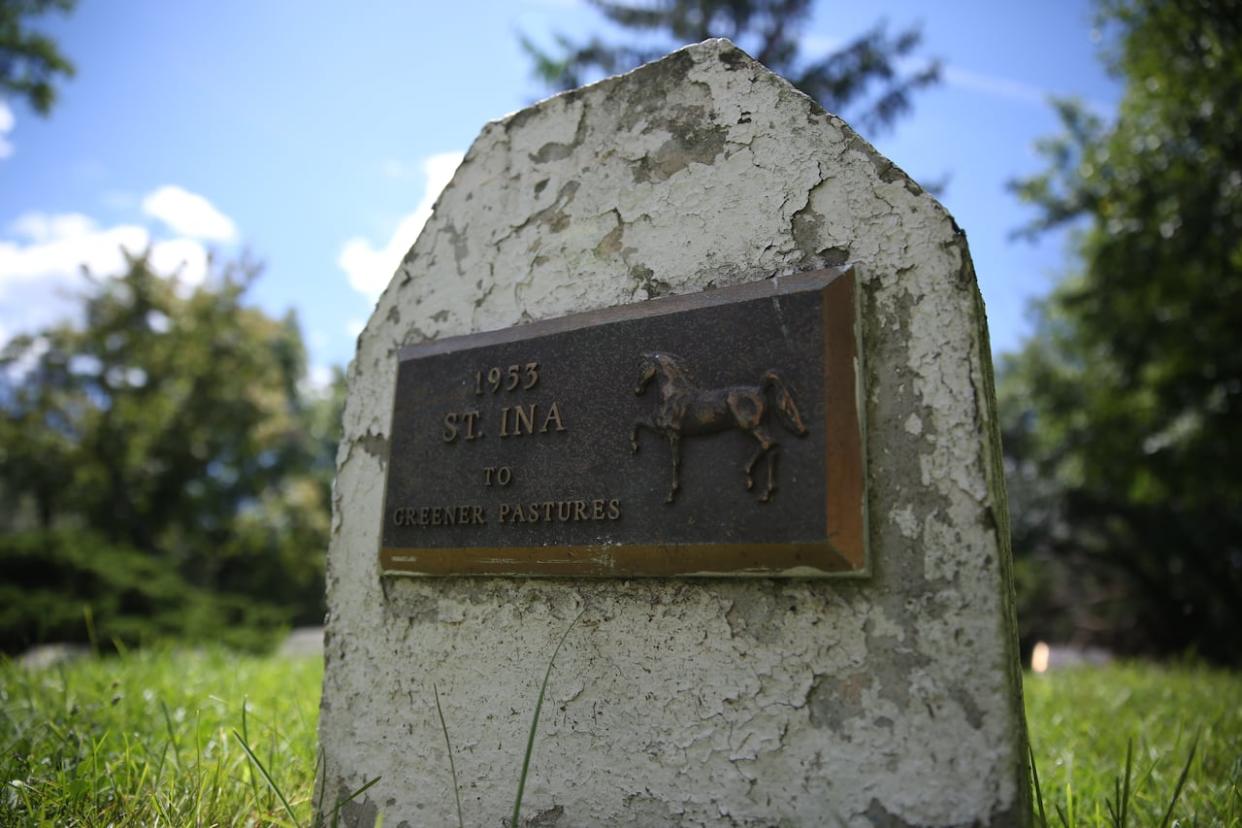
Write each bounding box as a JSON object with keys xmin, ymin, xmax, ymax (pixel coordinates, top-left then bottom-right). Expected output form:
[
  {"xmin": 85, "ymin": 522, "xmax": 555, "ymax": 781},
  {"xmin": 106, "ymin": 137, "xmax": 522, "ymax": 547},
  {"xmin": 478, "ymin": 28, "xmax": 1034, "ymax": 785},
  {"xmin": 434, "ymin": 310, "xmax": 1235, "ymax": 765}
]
[
  {"xmin": 0, "ymin": 252, "xmax": 342, "ymax": 650},
  {"xmin": 0, "ymin": 0, "xmax": 76, "ymax": 115},
  {"xmin": 1002, "ymin": 0, "xmax": 1242, "ymax": 663},
  {"xmin": 523, "ymin": 0, "xmax": 938, "ymax": 135}
]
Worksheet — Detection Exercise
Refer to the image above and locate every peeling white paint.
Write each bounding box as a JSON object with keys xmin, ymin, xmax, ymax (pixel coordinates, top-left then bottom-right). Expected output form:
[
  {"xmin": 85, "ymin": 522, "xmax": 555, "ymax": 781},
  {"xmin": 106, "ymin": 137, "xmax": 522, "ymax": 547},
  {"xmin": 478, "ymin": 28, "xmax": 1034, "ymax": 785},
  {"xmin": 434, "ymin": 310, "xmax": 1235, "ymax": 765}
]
[
  {"xmin": 891, "ymin": 505, "xmax": 920, "ymax": 540},
  {"xmin": 320, "ymin": 39, "xmax": 1028, "ymax": 827}
]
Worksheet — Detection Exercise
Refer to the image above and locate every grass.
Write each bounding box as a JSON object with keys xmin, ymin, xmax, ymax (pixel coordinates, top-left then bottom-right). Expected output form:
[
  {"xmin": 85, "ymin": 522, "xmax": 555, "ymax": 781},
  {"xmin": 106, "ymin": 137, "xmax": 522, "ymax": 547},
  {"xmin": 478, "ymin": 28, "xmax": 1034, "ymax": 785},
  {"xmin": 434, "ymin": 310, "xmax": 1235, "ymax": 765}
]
[
  {"xmin": 1025, "ymin": 662, "xmax": 1241, "ymax": 826},
  {"xmin": 2, "ymin": 650, "xmax": 1239, "ymax": 826},
  {"xmin": 1, "ymin": 646, "xmax": 324, "ymax": 826}
]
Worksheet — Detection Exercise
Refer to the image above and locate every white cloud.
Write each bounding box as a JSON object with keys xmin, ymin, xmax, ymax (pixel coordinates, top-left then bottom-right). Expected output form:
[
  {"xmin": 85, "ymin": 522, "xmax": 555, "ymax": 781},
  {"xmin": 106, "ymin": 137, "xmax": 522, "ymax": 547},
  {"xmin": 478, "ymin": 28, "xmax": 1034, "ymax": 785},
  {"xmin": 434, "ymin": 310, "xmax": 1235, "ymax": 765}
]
[
  {"xmin": 0, "ymin": 101, "xmax": 14, "ymax": 159},
  {"xmin": 941, "ymin": 65, "xmax": 1050, "ymax": 107},
  {"xmin": 801, "ymin": 34, "xmax": 1114, "ymax": 117},
  {"xmin": 0, "ymin": 185, "xmax": 235, "ymax": 345},
  {"xmin": 9, "ymin": 211, "xmax": 97, "ymax": 243},
  {"xmin": 380, "ymin": 158, "xmax": 419, "ymax": 180},
  {"xmin": 297, "ymin": 362, "xmax": 338, "ymax": 399},
  {"xmin": 339, "ymin": 151, "xmax": 464, "ymax": 302},
  {"xmin": 0, "ymin": 213, "xmax": 150, "ymax": 301},
  {"xmin": 310, "ymin": 363, "xmax": 333, "ymax": 389},
  {"xmin": 3, "ymin": 334, "xmax": 49, "ymax": 379},
  {"xmin": 940, "ymin": 64, "xmax": 1112, "ymax": 115},
  {"xmin": 886, "ymin": 54, "xmax": 1057, "ymax": 109},
  {"xmin": 142, "ymin": 185, "xmax": 237, "ymax": 242},
  {"xmin": 801, "ymin": 41, "xmax": 1083, "ymax": 113},
  {"xmin": 149, "ymin": 237, "xmax": 209, "ymax": 286},
  {"xmin": 0, "ymin": 213, "xmax": 152, "ymax": 346},
  {"xmin": 101, "ymin": 190, "xmax": 138, "ymax": 210},
  {"xmin": 800, "ymin": 33, "xmax": 843, "ymax": 55}
]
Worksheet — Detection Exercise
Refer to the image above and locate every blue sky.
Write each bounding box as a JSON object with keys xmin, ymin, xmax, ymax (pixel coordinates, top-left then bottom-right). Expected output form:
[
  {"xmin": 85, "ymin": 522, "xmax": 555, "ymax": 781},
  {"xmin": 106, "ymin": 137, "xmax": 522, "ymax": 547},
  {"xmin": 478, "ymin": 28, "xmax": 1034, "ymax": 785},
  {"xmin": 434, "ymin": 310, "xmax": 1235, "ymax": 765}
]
[{"xmin": 0, "ymin": 0, "xmax": 1119, "ymax": 383}]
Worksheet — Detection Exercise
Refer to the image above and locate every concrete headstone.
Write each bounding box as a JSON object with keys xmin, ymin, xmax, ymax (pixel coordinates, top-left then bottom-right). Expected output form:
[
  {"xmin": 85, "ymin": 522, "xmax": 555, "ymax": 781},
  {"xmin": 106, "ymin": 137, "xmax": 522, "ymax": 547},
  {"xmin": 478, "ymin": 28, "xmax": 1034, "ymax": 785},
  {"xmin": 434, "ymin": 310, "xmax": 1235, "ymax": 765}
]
[{"xmin": 320, "ymin": 39, "xmax": 1028, "ymax": 826}]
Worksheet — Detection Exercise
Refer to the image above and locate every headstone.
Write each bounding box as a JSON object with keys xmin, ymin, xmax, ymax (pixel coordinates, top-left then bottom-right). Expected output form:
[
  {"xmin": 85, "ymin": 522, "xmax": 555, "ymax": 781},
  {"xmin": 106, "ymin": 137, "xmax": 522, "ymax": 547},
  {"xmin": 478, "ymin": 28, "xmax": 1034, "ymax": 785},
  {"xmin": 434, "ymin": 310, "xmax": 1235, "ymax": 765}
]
[{"xmin": 320, "ymin": 39, "xmax": 1029, "ymax": 827}]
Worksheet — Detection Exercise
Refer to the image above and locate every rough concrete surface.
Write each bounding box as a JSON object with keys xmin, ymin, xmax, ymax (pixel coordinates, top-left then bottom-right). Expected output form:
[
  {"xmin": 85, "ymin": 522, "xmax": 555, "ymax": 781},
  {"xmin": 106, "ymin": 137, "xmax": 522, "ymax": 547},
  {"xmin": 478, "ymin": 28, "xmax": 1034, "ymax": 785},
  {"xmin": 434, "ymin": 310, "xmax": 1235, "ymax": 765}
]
[{"xmin": 320, "ymin": 39, "xmax": 1029, "ymax": 827}]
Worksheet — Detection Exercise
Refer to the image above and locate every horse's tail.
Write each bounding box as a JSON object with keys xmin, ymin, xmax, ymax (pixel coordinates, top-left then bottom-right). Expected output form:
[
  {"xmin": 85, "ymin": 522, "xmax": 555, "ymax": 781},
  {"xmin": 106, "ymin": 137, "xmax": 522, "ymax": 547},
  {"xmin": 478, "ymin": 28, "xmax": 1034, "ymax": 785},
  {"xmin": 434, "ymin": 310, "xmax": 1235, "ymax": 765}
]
[{"xmin": 763, "ymin": 371, "xmax": 809, "ymax": 436}]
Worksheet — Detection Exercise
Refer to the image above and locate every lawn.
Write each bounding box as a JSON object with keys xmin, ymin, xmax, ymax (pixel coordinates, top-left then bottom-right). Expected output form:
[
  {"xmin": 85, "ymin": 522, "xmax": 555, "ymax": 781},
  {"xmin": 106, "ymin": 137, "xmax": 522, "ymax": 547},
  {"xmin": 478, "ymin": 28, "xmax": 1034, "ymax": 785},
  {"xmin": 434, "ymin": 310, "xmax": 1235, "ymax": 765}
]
[
  {"xmin": 1, "ymin": 649, "xmax": 1238, "ymax": 826},
  {"xmin": 2, "ymin": 648, "xmax": 323, "ymax": 826},
  {"xmin": 1025, "ymin": 663, "xmax": 1241, "ymax": 826}
]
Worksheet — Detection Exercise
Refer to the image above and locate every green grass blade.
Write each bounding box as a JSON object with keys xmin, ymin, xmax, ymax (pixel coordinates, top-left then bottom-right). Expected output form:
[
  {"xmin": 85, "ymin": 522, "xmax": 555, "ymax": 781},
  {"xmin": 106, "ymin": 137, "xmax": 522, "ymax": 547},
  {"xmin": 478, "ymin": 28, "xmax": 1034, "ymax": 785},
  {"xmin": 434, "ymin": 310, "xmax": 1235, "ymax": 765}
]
[
  {"xmin": 1159, "ymin": 737, "xmax": 1198, "ymax": 828},
  {"xmin": 160, "ymin": 699, "xmax": 183, "ymax": 771},
  {"xmin": 1030, "ymin": 742, "xmax": 1050, "ymax": 828},
  {"xmin": 151, "ymin": 782, "xmax": 176, "ymax": 826},
  {"xmin": 433, "ymin": 683, "xmax": 465, "ymax": 828},
  {"xmin": 268, "ymin": 726, "xmax": 278, "ymax": 812},
  {"xmin": 192, "ymin": 707, "xmax": 204, "ymax": 822},
  {"xmin": 314, "ymin": 749, "xmax": 328, "ymax": 828},
  {"xmin": 242, "ymin": 699, "xmax": 261, "ymax": 805},
  {"xmin": 512, "ymin": 609, "xmax": 585, "ymax": 828},
  {"xmin": 1120, "ymin": 738, "xmax": 1133, "ymax": 828},
  {"xmin": 232, "ymin": 727, "xmax": 300, "ymax": 827},
  {"xmin": 83, "ymin": 604, "xmax": 98, "ymax": 655},
  {"xmin": 207, "ymin": 737, "xmax": 224, "ymax": 821}
]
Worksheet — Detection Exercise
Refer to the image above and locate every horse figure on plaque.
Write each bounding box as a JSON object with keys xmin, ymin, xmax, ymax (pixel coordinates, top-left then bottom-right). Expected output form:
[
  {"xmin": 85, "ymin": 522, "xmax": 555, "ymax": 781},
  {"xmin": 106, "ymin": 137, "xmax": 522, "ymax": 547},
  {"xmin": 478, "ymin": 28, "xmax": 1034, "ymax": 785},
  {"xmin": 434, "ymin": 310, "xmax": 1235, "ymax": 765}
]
[{"xmin": 631, "ymin": 351, "xmax": 809, "ymax": 503}]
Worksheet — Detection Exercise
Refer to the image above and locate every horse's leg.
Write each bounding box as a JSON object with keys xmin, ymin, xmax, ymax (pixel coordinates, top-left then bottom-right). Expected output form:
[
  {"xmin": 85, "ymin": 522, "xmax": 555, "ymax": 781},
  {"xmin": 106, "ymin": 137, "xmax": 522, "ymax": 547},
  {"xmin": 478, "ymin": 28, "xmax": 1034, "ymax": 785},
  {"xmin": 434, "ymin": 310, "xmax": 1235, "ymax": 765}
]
[
  {"xmin": 744, "ymin": 426, "xmax": 775, "ymax": 493},
  {"xmin": 761, "ymin": 445, "xmax": 780, "ymax": 503},
  {"xmin": 666, "ymin": 434, "xmax": 681, "ymax": 503},
  {"xmin": 744, "ymin": 445, "xmax": 763, "ymax": 490}
]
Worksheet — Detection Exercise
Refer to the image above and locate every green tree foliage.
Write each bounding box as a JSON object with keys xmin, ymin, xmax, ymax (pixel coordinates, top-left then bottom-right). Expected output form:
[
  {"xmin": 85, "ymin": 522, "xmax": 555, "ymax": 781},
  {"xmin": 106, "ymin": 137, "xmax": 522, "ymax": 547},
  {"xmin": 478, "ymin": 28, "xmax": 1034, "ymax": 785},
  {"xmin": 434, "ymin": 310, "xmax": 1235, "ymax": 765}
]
[
  {"xmin": 0, "ymin": 0, "xmax": 76, "ymax": 115},
  {"xmin": 1002, "ymin": 0, "xmax": 1242, "ymax": 663},
  {"xmin": 0, "ymin": 253, "xmax": 343, "ymax": 652},
  {"xmin": 523, "ymin": 0, "xmax": 938, "ymax": 134}
]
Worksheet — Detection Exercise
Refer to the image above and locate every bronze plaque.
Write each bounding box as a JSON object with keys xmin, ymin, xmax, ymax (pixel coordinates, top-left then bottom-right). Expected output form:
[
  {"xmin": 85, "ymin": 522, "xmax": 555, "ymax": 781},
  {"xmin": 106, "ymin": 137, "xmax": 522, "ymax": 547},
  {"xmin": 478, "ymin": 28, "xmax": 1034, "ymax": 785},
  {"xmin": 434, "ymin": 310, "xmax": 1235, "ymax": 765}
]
[{"xmin": 379, "ymin": 267, "xmax": 867, "ymax": 577}]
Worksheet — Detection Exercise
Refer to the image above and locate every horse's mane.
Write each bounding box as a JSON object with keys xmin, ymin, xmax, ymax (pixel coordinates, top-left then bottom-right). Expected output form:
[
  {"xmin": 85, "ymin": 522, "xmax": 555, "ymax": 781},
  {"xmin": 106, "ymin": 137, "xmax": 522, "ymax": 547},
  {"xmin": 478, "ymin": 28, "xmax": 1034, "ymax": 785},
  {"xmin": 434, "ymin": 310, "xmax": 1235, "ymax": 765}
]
[{"xmin": 656, "ymin": 353, "xmax": 696, "ymax": 384}]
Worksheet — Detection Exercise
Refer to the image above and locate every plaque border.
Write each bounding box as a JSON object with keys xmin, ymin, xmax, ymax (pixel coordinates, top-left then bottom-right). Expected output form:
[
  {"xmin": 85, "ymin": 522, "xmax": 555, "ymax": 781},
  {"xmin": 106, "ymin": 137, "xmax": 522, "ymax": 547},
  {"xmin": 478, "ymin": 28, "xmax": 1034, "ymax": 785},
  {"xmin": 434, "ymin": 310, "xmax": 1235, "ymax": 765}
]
[{"xmin": 378, "ymin": 266, "xmax": 868, "ymax": 578}]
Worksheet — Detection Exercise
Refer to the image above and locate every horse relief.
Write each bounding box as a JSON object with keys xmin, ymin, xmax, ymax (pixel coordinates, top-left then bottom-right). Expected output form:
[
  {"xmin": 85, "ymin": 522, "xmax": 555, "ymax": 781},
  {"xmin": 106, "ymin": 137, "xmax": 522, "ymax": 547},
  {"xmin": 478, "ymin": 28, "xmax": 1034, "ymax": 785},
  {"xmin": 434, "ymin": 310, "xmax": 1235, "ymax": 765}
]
[{"xmin": 631, "ymin": 351, "xmax": 809, "ymax": 503}]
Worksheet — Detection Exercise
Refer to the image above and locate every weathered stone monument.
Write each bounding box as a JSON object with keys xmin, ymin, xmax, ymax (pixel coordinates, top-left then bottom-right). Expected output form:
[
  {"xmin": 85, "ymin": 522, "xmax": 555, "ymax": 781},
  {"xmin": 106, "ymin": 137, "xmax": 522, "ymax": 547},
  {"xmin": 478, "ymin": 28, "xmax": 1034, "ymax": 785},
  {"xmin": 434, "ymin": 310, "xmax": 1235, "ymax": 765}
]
[{"xmin": 320, "ymin": 39, "xmax": 1029, "ymax": 826}]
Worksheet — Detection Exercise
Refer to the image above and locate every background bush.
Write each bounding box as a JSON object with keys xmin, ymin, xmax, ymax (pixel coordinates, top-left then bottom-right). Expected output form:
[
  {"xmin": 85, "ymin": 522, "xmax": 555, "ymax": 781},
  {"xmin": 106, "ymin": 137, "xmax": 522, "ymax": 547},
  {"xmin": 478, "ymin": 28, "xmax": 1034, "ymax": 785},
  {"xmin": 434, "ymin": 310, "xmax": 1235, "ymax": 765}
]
[
  {"xmin": 0, "ymin": 255, "xmax": 341, "ymax": 654},
  {"xmin": 0, "ymin": 529, "xmax": 288, "ymax": 652}
]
